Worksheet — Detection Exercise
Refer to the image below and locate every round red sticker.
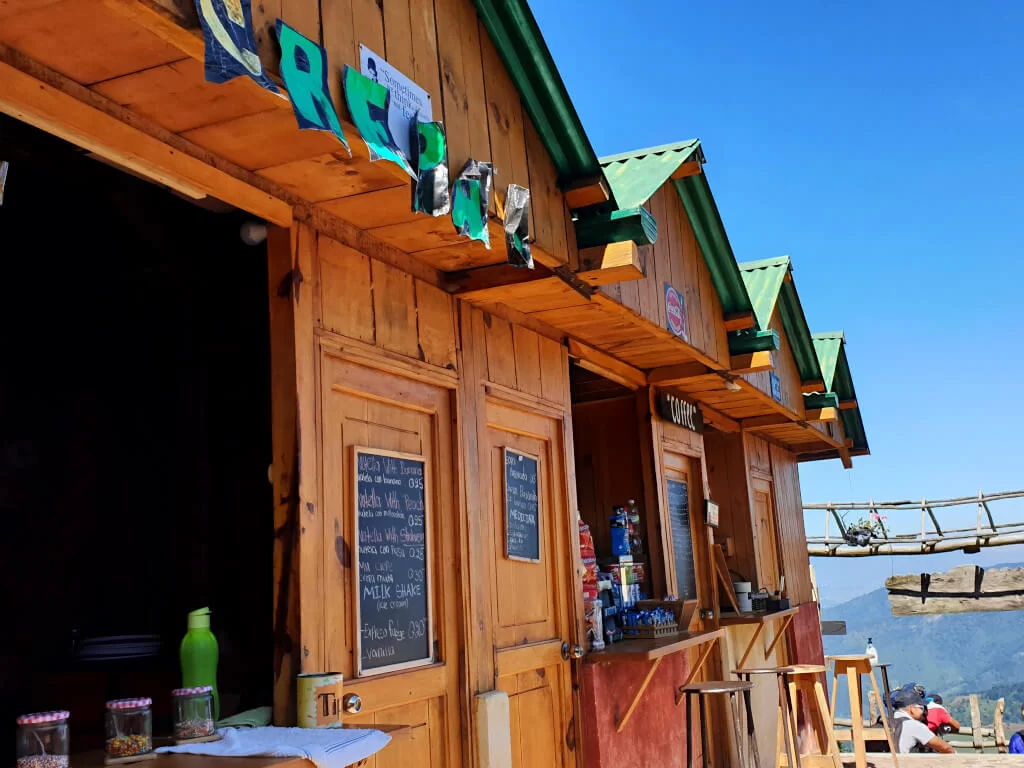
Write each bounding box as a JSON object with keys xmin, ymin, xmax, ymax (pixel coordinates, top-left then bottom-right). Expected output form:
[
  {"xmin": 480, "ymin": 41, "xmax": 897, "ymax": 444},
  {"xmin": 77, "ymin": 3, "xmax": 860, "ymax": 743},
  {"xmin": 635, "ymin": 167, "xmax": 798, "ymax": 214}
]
[{"xmin": 666, "ymin": 286, "xmax": 686, "ymax": 338}]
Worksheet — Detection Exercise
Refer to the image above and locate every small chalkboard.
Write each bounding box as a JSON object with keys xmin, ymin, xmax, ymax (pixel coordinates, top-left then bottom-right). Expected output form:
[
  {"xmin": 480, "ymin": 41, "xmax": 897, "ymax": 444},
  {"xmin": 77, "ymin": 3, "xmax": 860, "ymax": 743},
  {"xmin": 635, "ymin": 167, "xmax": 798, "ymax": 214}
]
[
  {"xmin": 504, "ymin": 448, "xmax": 540, "ymax": 562},
  {"xmin": 667, "ymin": 479, "xmax": 697, "ymax": 600},
  {"xmin": 353, "ymin": 447, "xmax": 432, "ymax": 676}
]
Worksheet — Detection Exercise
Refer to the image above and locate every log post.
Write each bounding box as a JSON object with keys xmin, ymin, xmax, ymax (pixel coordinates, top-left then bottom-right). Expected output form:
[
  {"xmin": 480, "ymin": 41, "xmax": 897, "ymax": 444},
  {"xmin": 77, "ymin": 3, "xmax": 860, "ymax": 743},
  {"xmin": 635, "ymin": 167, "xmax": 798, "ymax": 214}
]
[
  {"xmin": 970, "ymin": 695, "xmax": 984, "ymax": 752},
  {"xmin": 994, "ymin": 698, "xmax": 1008, "ymax": 753}
]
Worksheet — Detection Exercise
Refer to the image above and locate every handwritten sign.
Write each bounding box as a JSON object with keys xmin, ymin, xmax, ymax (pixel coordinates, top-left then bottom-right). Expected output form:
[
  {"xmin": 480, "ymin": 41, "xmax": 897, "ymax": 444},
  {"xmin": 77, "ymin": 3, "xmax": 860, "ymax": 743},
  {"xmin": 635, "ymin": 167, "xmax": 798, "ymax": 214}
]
[
  {"xmin": 657, "ymin": 391, "xmax": 704, "ymax": 433},
  {"xmin": 504, "ymin": 448, "xmax": 540, "ymax": 562},
  {"xmin": 354, "ymin": 448, "xmax": 432, "ymax": 675},
  {"xmin": 667, "ymin": 479, "xmax": 697, "ymax": 600}
]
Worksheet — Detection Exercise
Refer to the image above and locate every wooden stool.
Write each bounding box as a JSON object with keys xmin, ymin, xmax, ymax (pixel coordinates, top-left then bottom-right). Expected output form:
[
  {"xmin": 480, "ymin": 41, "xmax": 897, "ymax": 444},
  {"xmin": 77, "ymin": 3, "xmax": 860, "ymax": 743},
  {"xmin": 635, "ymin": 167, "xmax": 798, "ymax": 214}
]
[
  {"xmin": 679, "ymin": 680, "xmax": 758, "ymax": 768},
  {"xmin": 826, "ymin": 655, "xmax": 899, "ymax": 768},
  {"xmin": 782, "ymin": 665, "xmax": 842, "ymax": 768},
  {"xmin": 874, "ymin": 662, "xmax": 895, "ymax": 721},
  {"xmin": 734, "ymin": 666, "xmax": 794, "ymax": 768}
]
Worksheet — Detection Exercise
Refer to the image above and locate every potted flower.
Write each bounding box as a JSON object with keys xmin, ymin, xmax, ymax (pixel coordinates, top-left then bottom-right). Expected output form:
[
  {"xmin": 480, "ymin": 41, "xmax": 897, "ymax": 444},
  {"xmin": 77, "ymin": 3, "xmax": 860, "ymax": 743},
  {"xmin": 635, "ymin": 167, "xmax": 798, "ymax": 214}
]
[{"xmin": 842, "ymin": 511, "xmax": 887, "ymax": 547}]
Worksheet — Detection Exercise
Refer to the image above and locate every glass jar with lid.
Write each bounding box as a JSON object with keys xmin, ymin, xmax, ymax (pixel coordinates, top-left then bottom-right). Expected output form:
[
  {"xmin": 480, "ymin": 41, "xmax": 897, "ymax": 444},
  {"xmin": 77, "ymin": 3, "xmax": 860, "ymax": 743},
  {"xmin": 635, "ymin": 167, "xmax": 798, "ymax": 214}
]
[
  {"xmin": 171, "ymin": 686, "xmax": 215, "ymax": 741},
  {"xmin": 105, "ymin": 698, "xmax": 153, "ymax": 759},
  {"xmin": 16, "ymin": 711, "xmax": 70, "ymax": 768}
]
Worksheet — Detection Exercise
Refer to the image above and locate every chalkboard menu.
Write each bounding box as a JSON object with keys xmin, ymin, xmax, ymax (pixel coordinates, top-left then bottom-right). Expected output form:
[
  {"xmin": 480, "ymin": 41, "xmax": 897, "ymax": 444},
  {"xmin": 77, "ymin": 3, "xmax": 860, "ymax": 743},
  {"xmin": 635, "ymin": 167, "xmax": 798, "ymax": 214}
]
[
  {"xmin": 504, "ymin": 448, "xmax": 540, "ymax": 562},
  {"xmin": 667, "ymin": 479, "xmax": 697, "ymax": 600},
  {"xmin": 354, "ymin": 448, "xmax": 432, "ymax": 675}
]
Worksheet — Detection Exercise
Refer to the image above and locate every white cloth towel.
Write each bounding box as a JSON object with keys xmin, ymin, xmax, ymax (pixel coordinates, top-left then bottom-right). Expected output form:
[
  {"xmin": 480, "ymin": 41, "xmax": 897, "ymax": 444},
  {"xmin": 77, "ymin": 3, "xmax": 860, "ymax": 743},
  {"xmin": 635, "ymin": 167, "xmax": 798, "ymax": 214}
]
[{"xmin": 157, "ymin": 726, "xmax": 391, "ymax": 768}]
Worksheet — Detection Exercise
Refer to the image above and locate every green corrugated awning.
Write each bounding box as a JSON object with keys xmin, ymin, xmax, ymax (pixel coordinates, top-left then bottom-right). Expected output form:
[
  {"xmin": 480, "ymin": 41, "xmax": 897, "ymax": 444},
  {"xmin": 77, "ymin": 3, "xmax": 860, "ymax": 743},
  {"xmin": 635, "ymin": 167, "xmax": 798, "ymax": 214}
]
[
  {"xmin": 593, "ymin": 142, "xmax": 755, "ymax": 320},
  {"xmin": 601, "ymin": 140, "xmax": 702, "ymax": 209},
  {"xmin": 739, "ymin": 256, "xmax": 822, "ymax": 384},
  {"xmin": 813, "ymin": 332, "xmax": 869, "ymax": 454}
]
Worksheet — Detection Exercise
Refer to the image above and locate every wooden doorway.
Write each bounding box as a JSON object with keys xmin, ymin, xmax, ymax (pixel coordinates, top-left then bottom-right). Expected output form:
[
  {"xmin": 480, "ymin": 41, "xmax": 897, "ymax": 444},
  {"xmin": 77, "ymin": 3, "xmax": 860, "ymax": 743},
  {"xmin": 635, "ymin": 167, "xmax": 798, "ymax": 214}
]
[
  {"xmin": 751, "ymin": 476, "xmax": 781, "ymax": 593},
  {"xmin": 319, "ymin": 349, "xmax": 463, "ymax": 767},
  {"xmin": 486, "ymin": 396, "xmax": 578, "ymax": 768}
]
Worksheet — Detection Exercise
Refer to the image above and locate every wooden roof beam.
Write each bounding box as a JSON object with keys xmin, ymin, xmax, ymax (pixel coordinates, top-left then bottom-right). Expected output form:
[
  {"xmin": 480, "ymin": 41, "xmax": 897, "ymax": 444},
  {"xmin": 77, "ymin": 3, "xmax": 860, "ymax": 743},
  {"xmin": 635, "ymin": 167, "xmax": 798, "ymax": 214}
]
[
  {"xmin": 697, "ymin": 403, "xmax": 740, "ymax": 433},
  {"xmin": 563, "ymin": 175, "xmax": 611, "ymax": 210},
  {"xmin": 801, "ymin": 379, "xmax": 826, "ymax": 394},
  {"xmin": 839, "ymin": 398, "xmax": 859, "ymax": 410},
  {"xmin": 741, "ymin": 414, "xmax": 790, "ymax": 430},
  {"xmin": 647, "ymin": 362, "xmax": 713, "ymax": 386},
  {"xmin": 729, "ymin": 350, "xmax": 772, "ymax": 374},
  {"xmin": 723, "ymin": 312, "xmax": 756, "ymax": 332},
  {"xmin": 445, "ymin": 263, "xmax": 557, "ymax": 297},
  {"xmin": 670, "ymin": 160, "xmax": 703, "ymax": 180},
  {"xmin": 567, "ymin": 339, "xmax": 646, "ymax": 390},
  {"xmin": 577, "ymin": 241, "xmax": 644, "ymax": 286},
  {"xmin": 804, "ymin": 407, "xmax": 839, "ymax": 423}
]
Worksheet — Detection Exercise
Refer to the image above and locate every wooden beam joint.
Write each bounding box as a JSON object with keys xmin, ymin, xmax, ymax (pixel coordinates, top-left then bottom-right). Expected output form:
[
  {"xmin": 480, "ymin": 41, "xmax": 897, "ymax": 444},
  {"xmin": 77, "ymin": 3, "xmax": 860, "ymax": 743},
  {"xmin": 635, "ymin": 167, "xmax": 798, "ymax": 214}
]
[{"xmin": 576, "ymin": 241, "xmax": 644, "ymax": 286}]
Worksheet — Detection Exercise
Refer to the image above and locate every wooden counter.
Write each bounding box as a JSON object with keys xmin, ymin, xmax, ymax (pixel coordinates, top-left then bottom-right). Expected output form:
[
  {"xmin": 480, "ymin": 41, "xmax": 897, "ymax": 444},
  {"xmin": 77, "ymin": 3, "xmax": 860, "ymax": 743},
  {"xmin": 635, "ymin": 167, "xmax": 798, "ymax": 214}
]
[
  {"xmin": 718, "ymin": 606, "xmax": 799, "ymax": 626},
  {"xmin": 721, "ymin": 606, "xmax": 800, "ymax": 669},
  {"xmin": 585, "ymin": 629, "xmax": 724, "ymax": 733},
  {"xmin": 586, "ymin": 628, "xmax": 725, "ymax": 663}
]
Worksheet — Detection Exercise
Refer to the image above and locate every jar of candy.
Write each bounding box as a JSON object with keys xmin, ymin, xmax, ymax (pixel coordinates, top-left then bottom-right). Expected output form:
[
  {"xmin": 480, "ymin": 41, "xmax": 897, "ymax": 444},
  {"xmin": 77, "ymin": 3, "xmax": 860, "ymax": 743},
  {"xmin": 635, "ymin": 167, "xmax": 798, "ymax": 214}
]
[
  {"xmin": 171, "ymin": 686, "xmax": 215, "ymax": 741},
  {"xmin": 16, "ymin": 711, "xmax": 70, "ymax": 768},
  {"xmin": 105, "ymin": 698, "xmax": 153, "ymax": 759}
]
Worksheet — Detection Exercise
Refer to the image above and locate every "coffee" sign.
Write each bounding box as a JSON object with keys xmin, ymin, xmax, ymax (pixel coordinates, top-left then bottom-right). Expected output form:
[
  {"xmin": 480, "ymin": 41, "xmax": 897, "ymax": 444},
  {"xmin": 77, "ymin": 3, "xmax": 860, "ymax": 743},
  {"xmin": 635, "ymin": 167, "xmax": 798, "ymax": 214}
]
[{"xmin": 657, "ymin": 391, "xmax": 703, "ymax": 433}]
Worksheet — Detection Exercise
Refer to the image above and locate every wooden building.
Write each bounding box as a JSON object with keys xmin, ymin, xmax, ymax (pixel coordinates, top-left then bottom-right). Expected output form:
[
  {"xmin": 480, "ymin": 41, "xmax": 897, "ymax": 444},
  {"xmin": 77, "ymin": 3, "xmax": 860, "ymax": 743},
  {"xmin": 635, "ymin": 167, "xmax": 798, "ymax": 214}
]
[{"xmin": 0, "ymin": 1, "xmax": 869, "ymax": 766}]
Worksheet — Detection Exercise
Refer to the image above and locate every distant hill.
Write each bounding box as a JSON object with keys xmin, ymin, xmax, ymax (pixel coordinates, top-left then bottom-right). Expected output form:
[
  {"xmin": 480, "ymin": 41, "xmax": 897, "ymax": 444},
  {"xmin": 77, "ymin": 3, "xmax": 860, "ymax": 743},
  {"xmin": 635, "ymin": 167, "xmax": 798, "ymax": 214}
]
[{"xmin": 821, "ymin": 562, "xmax": 1024, "ymax": 700}]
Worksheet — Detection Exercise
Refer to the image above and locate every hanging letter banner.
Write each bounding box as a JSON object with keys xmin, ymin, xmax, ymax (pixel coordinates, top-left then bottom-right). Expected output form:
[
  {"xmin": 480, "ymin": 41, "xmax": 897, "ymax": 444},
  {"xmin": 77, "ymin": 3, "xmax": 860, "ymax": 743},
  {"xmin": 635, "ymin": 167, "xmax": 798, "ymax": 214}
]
[
  {"xmin": 503, "ymin": 184, "xmax": 533, "ymax": 269},
  {"xmin": 411, "ymin": 116, "xmax": 450, "ymax": 217},
  {"xmin": 276, "ymin": 20, "xmax": 349, "ymax": 153},
  {"xmin": 195, "ymin": 0, "xmax": 278, "ymax": 92},
  {"xmin": 451, "ymin": 160, "xmax": 493, "ymax": 247},
  {"xmin": 343, "ymin": 66, "xmax": 414, "ymax": 177}
]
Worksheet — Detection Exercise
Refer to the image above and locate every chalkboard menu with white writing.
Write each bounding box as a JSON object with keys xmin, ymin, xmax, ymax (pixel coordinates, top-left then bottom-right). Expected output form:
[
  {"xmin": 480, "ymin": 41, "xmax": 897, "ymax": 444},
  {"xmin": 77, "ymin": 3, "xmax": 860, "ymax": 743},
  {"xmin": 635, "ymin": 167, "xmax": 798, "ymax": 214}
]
[
  {"xmin": 504, "ymin": 448, "xmax": 540, "ymax": 562},
  {"xmin": 667, "ymin": 479, "xmax": 697, "ymax": 600},
  {"xmin": 354, "ymin": 448, "xmax": 431, "ymax": 675}
]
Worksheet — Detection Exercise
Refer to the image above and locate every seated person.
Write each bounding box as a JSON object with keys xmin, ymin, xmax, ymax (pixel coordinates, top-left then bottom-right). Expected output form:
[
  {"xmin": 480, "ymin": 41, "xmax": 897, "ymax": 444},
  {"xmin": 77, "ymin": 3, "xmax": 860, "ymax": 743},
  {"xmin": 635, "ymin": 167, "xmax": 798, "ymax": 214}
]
[
  {"xmin": 925, "ymin": 693, "xmax": 960, "ymax": 734},
  {"xmin": 893, "ymin": 689, "xmax": 954, "ymax": 754}
]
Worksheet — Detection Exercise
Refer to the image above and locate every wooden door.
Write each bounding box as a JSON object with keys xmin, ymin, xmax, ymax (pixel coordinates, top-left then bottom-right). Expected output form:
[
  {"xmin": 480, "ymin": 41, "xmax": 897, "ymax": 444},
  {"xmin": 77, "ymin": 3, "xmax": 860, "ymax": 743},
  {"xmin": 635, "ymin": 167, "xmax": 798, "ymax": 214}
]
[
  {"xmin": 486, "ymin": 397, "xmax": 577, "ymax": 768},
  {"xmin": 751, "ymin": 477, "xmax": 780, "ymax": 593},
  {"xmin": 320, "ymin": 350, "xmax": 462, "ymax": 767},
  {"xmin": 662, "ymin": 451, "xmax": 707, "ymax": 632}
]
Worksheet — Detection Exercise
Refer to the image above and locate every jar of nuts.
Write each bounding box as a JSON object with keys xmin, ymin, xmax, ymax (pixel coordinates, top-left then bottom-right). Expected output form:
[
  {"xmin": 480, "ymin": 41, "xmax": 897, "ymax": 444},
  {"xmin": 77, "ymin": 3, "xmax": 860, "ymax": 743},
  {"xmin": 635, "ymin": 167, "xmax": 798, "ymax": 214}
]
[
  {"xmin": 104, "ymin": 698, "xmax": 153, "ymax": 760},
  {"xmin": 171, "ymin": 686, "xmax": 215, "ymax": 741},
  {"xmin": 16, "ymin": 711, "xmax": 70, "ymax": 768}
]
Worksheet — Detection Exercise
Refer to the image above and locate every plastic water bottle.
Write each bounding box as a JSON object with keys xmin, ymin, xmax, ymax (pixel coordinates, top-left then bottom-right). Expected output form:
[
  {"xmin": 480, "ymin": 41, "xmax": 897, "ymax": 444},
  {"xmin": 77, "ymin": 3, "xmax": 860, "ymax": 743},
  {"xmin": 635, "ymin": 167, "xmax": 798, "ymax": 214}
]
[
  {"xmin": 866, "ymin": 636, "xmax": 879, "ymax": 667},
  {"xmin": 181, "ymin": 607, "xmax": 220, "ymax": 720}
]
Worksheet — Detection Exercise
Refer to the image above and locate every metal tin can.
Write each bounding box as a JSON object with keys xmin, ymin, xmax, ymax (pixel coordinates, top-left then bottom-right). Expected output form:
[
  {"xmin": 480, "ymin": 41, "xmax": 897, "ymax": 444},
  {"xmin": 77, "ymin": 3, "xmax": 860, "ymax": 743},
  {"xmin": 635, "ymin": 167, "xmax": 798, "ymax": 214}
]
[{"xmin": 297, "ymin": 672, "xmax": 344, "ymax": 728}]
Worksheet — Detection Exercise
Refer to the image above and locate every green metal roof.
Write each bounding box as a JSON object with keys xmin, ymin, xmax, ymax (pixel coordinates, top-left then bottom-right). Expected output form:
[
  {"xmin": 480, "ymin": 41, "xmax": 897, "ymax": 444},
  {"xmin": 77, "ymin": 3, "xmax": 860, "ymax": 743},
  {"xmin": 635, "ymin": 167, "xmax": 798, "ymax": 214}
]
[
  {"xmin": 601, "ymin": 140, "xmax": 703, "ymax": 209},
  {"xmin": 813, "ymin": 332, "xmax": 869, "ymax": 454},
  {"xmin": 739, "ymin": 256, "xmax": 823, "ymax": 384},
  {"xmin": 594, "ymin": 143, "xmax": 755, "ymax": 321},
  {"xmin": 472, "ymin": 0, "xmax": 607, "ymax": 194}
]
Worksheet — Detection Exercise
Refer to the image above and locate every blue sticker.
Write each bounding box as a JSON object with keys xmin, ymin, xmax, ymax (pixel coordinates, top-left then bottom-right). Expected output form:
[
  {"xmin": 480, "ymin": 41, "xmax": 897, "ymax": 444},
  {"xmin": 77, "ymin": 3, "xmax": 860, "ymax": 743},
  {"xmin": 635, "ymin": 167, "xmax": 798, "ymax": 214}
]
[
  {"xmin": 194, "ymin": 0, "xmax": 278, "ymax": 92},
  {"xmin": 276, "ymin": 20, "xmax": 349, "ymax": 152}
]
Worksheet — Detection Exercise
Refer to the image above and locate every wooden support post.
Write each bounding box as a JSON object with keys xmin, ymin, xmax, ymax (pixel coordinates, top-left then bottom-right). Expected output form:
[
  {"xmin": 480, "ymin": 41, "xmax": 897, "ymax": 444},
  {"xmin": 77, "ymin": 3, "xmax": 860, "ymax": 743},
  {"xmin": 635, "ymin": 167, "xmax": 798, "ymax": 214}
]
[
  {"xmin": 737, "ymin": 623, "xmax": 766, "ymax": 670},
  {"xmin": 971, "ymin": 694, "xmax": 984, "ymax": 752},
  {"xmin": 681, "ymin": 637, "xmax": 720, "ymax": 687},
  {"xmin": 846, "ymin": 664, "xmax": 866, "ymax": 768}
]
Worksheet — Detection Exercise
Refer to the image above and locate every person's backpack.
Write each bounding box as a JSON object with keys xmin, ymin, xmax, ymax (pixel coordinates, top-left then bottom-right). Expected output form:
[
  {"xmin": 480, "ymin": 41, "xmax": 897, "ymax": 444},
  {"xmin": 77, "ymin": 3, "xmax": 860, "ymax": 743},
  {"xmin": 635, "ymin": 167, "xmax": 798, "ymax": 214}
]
[{"xmin": 1010, "ymin": 731, "xmax": 1024, "ymax": 754}]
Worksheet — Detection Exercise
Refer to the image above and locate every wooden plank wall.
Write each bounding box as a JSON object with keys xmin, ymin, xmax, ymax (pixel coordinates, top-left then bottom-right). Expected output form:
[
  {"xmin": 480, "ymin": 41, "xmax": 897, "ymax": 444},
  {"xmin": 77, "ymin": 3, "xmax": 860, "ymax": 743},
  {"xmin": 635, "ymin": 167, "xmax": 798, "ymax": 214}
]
[
  {"xmin": 317, "ymin": 234, "xmax": 458, "ymax": 367},
  {"xmin": 605, "ymin": 185, "xmax": 730, "ymax": 368},
  {"xmin": 312, "ymin": 0, "xmax": 577, "ymax": 268},
  {"xmin": 743, "ymin": 308, "xmax": 803, "ymax": 414},
  {"xmin": 572, "ymin": 397, "xmax": 646, "ymax": 562},
  {"xmin": 704, "ymin": 430, "xmax": 756, "ymax": 584},
  {"xmin": 768, "ymin": 443, "xmax": 813, "ymax": 604}
]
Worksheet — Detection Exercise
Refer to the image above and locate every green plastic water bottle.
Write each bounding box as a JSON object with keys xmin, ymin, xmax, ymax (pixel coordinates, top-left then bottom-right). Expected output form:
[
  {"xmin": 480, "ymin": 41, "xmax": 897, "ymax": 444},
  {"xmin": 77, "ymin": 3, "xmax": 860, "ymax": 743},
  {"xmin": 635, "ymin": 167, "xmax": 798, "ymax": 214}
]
[{"xmin": 180, "ymin": 607, "xmax": 220, "ymax": 720}]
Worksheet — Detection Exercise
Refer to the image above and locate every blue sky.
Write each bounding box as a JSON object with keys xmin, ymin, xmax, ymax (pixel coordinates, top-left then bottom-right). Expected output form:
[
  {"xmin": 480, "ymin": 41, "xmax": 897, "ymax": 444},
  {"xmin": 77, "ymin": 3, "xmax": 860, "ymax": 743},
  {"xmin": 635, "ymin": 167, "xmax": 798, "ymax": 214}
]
[{"xmin": 529, "ymin": 0, "xmax": 1024, "ymax": 602}]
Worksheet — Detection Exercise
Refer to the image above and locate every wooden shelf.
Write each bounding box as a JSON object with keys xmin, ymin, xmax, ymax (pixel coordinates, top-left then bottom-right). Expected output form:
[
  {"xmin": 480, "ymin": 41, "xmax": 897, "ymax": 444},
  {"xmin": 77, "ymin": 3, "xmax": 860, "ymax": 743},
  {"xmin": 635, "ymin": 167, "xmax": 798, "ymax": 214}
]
[
  {"xmin": 718, "ymin": 606, "xmax": 800, "ymax": 626},
  {"xmin": 586, "ymin": 628, "xmax": 724, "ymax": 663}
]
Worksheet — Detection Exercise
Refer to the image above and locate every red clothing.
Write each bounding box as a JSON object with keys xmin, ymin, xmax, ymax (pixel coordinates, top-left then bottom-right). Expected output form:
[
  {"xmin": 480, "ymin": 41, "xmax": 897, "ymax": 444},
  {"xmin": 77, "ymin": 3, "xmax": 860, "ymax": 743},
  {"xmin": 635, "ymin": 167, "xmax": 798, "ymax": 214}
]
[{"xmin": 926, "ymin": 704, "xmax": 952, "ymax": 733}]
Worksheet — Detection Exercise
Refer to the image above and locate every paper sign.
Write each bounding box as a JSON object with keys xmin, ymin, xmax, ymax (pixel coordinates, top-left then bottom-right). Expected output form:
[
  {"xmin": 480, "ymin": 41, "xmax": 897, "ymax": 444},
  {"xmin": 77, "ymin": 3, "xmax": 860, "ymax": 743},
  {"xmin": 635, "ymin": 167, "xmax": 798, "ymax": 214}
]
[
  {"xmin": 343, "ymin": 66, "xmax": 414, "ymax": 177},
  {"xmin": 451, "ymin": 160, "xmax": 493, "ymax": 247},
  {"xmin": 504, "ymin": 184, "xmax": 533, "ymax": 269},
  {"xmin": 411, "ymin": 117, "xmax": 450, "ymax": 216},
  {"xmin": 194, "ymin": 0, "xmax": 278, "ymax": 92},
  {"xmin": 276, "ymin": 20, "xmax": 349, "ymax": 152},
  {"xmin": 360, "ymin": 46, "xmax": 431, "ymax": 165}
]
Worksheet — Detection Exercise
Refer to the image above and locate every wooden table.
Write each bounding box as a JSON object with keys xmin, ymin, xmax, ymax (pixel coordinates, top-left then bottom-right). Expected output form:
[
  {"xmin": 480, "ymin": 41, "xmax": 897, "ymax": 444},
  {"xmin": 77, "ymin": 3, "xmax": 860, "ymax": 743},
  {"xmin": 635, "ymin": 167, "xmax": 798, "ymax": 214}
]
[
  {"xmin": 586, "ymin": 628, "xmax": 724, "ymax": 733},
  {"xmin": 719, "ymin": 607, "xmax": 800, "ymax": 669}
]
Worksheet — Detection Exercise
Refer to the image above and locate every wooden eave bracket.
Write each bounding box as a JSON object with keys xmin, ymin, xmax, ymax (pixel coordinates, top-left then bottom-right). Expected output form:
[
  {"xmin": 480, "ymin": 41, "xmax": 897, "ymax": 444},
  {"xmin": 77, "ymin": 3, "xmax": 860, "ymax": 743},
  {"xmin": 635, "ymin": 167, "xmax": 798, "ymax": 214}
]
[
  {"xmin": 800, "ymin": 379, "xmax": 826, "ymax": 394},
  {"xmin": 729, "ymin": 350, "xmax": 772, "ymax": 374},
  {"xmin": 576, "ymin": 240, "xmax": 643, "ymax": 286},
  {"xmin": 839, "ymin": 398, "xmax": 859, "ymax": 410},
  {"xmin": 723, "ymin": 311, "xmax": 756, "ymax": 332},
  {"xmin": 670, "ymin": 159, "xmax": 704, "ymax": 180}
]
